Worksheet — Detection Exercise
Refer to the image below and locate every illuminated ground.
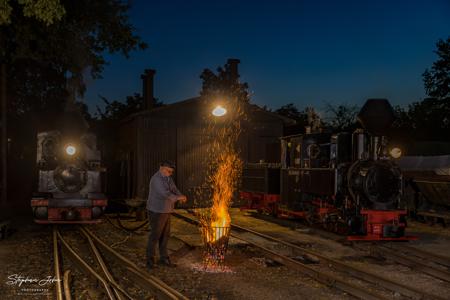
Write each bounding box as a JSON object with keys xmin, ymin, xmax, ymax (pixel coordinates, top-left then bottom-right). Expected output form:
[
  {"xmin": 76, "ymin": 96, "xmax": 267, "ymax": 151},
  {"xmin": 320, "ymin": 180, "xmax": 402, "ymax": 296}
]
[{"xmin": 1, "ymin": 210, "xmax": 450, "ymax": 299}]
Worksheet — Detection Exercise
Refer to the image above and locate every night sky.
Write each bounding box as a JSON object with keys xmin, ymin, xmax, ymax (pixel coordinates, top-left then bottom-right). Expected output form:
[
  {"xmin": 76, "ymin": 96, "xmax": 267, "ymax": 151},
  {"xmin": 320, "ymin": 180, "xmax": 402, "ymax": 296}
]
[{"xmin": 84, "ymin": 0, "xmax": 450, "ymax": 114}]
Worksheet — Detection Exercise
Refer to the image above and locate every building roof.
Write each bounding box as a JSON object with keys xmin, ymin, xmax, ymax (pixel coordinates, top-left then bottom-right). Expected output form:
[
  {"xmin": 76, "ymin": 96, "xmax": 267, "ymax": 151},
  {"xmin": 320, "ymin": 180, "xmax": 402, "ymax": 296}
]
[{"xmin": 121, "ymin": 96, "xmax": 295, "ymax": 125}]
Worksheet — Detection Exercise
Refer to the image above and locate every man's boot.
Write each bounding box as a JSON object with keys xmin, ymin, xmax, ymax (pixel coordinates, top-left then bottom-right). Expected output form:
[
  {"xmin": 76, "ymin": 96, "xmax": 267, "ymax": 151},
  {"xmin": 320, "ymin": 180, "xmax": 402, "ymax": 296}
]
[
  {"xmin": 160, "ymin": 256, "xmax": 176, "ymax": 267},
  {"xmin": 146, "ymin": 256, "xmax": 157, "ymax": 271}
]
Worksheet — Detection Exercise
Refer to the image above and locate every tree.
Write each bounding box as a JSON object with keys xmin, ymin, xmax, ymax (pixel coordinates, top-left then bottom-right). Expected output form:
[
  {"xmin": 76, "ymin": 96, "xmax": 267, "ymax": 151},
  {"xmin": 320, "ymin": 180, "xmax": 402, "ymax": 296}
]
[
  {"xmin": 260, "ymin": 105, "xmax": 272, "ymax": 112},
  {"xmin": 393, "ymin": 98, "xmax": 450, "ymax": 141},
  {"xmin": 2, "ymin": 0, "xmax": 147, "ymax": 118},
  {"xmin": 390, "ymin": 37, "xmax": 450, "ymax": 143},
  {"xmin": 200, "ymin": 60, "xmax": 250, "ymax": 103},
  {"xmin": 95, "ymin": 93, "xmax": 164, "ymax": 122},
  {"xmin": 325, "ymin": 103, "xmax": 359, "ymax": 132},
  {"xmin": 0, "ymin": 0, "xmax": 65, "ymax": 25},
  {"xmin": 275, "ymin": 103, "xmax": 307, "ymax": 125},
  {"xmin": 423, "ymin": 37, "xmax": 450, "ymax": 99}
]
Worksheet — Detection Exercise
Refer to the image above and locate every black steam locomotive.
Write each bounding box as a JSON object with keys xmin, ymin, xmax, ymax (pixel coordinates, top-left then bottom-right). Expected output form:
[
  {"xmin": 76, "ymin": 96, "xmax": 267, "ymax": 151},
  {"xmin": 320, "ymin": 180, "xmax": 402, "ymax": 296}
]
[
  {"xmin": 31, "ymin": 104, "xmax": 107, "ymax": 223},
  {"xmin": 240, "ymin": 99, "xmax": 415, "ymax": 241}
]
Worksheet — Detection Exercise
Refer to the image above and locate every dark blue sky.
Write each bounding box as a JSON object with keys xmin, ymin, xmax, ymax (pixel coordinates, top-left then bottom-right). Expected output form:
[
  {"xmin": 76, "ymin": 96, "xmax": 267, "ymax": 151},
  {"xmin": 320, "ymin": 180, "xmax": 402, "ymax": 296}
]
[{"xmin": 84, "ymin": 0, "xmax": 450, "ymax": 114}]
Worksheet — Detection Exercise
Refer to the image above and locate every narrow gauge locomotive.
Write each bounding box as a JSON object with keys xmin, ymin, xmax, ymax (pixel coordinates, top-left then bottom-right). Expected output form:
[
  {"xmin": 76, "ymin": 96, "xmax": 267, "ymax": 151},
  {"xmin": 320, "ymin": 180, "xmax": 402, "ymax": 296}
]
[
  {"xmin": 240, "ymin": 99, "xmax": 416, "ymax": 241},
  {"xmin": 31, "ymin": 102, "xmax": 107, "ymax": 223}
]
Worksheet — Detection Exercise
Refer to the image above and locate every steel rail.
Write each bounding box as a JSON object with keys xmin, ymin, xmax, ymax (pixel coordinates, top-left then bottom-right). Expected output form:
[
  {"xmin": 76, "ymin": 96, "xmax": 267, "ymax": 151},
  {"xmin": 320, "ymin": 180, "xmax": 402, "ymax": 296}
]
[
  {"xmin": 56, "ymin": 229, "xmax": 117, "ymax": 300},
  {"xmin": 387, "ymin": 244, "xmax": 450, "ymax": 269},
  {"xmin": 79, "ymin": 227, "xmax": 133, "ymax": 300},
  {"xmin": 373, "ymin": 245, "xmax": 450, "ymax": 283},
  {"xmin": 179, "ymin": 210, "xmax": 449, "ymax": 299},
  {"xmin": 82, "ymin": 227, "xmax": 188, "ymax": 300},
  {"xmin": 173, "ymin": 212, "xmax": 389, "ymax": 300},
  {"xmin": 245, "ymin": 209, "xmax": 450, "ymax": 285},
  {"xmin": 52, "ymin": 226, "xmax": 64, "ymax": 300},
  {"xmin": 229, "ymin": 222, "xmax": 445, "ymax": 300},
  {"xmin": 63, "ymin": 270, "xmax": 72, "ymax": 300}
]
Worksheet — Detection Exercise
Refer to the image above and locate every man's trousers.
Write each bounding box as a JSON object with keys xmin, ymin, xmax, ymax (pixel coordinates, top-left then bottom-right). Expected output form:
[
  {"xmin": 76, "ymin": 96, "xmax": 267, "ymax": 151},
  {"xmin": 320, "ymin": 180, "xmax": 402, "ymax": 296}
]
[{"xmin": 147, "ymin": 211, "xmax": 171, "ymax": 261}]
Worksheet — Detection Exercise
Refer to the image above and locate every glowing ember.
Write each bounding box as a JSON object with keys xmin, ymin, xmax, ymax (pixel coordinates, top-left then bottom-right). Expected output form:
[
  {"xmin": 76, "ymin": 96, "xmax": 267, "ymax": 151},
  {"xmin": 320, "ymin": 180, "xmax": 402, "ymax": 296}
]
[
  {"xmin": 191, "ymin": 262, "xmax": 235, "ymax": 274},
  {"xmin": 200, "ymin": 225, "xmax": 230, "ymax": 267}
]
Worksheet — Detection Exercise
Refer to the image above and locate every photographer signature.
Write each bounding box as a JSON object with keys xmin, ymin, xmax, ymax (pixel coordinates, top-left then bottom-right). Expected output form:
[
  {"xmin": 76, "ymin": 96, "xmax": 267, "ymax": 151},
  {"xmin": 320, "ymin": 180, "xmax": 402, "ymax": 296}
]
[{"xmin": 6, "ymin": 274, "xmax": 61, "ymax": 287}]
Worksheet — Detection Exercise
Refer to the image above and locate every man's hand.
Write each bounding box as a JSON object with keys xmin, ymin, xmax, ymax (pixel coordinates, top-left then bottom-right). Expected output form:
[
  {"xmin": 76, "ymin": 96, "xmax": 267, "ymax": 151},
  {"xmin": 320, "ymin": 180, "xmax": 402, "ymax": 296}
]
[{"xmin": 177, "ymin": 195, "xmax": 187, "ymax": 203}]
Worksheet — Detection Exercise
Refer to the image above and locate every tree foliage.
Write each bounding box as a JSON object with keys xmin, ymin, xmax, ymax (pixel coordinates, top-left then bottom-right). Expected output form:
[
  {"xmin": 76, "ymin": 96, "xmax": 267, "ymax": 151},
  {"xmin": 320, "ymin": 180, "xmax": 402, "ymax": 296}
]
[
  {"xmin": 273, "ymin": 103, "xmax": 308, "ymax": 135},
  {"xmin": 325, "ymin": 103, "xmax": 359, "ymax": 132},
  {"xmin": 2, "ymin": 0, "xmax": 147, "ymax": 118},
  {"xmin": 200, "ymin": 60, "xmax": 250, "ymax": 103},
  {"xmin": 1, "ymin": 0, "xmax": 65, "ymax": 25},
  {"xmin": 423, "ymin": 37, "xmax": 450, "ymax": 99},
  {"xmin": 393, "ymin": 97, "xmax": 450, "ymax": 141},
  {"xmin": 2, "ymin": 0, "xmax": 147, "ymax": 208},
  {"xmin": 275, "ymin": 103, "xmax": 306, "ymax": 124},
  {"xmin": 391, "ymin": 37, "xmax": 450, "ymax": 142},
  {"xmin": 96, "ymin": 93, "xmax": 164, "ymax": 122}
]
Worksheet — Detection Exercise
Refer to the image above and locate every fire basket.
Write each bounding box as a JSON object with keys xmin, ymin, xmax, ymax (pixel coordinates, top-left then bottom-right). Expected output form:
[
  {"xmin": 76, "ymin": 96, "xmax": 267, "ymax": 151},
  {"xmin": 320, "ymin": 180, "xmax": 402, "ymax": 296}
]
[{"xmin": 200, "ymin": 225, "xmax": 231, "ymax": 267}]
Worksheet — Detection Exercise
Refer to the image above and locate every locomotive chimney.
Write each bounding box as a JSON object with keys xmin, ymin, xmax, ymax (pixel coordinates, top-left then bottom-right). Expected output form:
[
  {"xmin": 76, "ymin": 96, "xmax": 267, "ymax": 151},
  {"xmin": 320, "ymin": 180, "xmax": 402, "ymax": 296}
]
[
  {"xmin": 357, "ymin": 98, "xmax": 395, "ymax": 136},
  {"xmin": 356, "ymin": 98, "xmax": 395, "ymax": 160},
  {"xmin": 227, "ymin": 58, "xmax": 240, "ymax": 83},
  {"xmin": 141, "ymin": 69, "xmax": 156, "ymax": 110}
]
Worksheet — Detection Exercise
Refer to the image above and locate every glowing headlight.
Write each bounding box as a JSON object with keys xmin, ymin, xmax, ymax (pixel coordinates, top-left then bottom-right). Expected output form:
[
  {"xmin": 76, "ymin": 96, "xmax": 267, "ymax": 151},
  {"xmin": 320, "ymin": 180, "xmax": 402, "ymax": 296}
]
[
  {"xmin": 212, "ymin": 105, "xmax": 227, "ymax": 117},
  {"xmin": 65, "ymin": 145, "xmax": 76, "ymax": 156},
  {"xmin": 390, "ymin": 147, "xmax": 402, "ymax": 159}
]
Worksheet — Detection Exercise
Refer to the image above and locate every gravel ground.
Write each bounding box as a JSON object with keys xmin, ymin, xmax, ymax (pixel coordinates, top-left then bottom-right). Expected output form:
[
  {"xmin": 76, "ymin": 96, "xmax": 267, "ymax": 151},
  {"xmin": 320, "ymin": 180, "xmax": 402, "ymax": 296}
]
[
  {"xmin": 227, "ymin": 208, "xmax": 450, "ymax": 299},
  {"xmin": 1, "ymin": 210, "xmax": 450, "ymax": 300},
  {"xmin": 89, "ymin": 214, "xmax": 352, "ymax": 300},
  {"xmin": 0, "ymin": 218, "xmax": 54, "ymax": 300}
]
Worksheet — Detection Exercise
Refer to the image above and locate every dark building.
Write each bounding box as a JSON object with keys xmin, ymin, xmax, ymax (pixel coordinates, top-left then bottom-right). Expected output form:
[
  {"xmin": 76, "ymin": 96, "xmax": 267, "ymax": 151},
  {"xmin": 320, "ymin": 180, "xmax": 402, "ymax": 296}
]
[{"xmin": 117, "ymin": 60, "xmax": 294, "ymax": 204}]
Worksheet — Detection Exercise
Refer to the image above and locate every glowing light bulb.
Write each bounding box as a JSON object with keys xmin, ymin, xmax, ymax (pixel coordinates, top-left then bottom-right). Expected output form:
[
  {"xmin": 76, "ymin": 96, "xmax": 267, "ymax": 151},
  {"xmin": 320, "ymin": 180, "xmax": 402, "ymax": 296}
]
[
  {"xmin": 212, "ymin": 105, "xmax": 227, "ymax": 117},
  {"xmin": 65, "ymin": 145, "xmax": 76, "ymax": 156},
  {"xmin": 390, "ymin": 147, "xmax": 402, "ymax": 159}
]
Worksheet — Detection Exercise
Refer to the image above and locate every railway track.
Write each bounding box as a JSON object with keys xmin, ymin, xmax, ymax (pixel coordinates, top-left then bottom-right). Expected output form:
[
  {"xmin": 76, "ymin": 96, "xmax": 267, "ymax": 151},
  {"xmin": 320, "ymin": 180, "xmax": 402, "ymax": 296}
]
[
  {"xmin": 52, "ymin": 225, "xmax": 188, "ymax": 300},
  {"xmin": 174, "ymin": 210, "xmax": 446, "ymax": 300},
  {"xmin": 247, "ymin": 210, "xmax": 450, "ymax": 283},
  {"xmin": 366, "ymin": 243, "xmax": 450, "ymax": 283},
  {"xmin": 392, "ymin": 244, "xmax": 450, "ymax": 269}
]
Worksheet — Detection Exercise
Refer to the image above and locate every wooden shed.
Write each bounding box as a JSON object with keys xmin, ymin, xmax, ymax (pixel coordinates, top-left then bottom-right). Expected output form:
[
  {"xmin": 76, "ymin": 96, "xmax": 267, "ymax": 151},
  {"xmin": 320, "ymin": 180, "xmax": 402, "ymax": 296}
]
[{"xmin": 117, "ymin": 66, "xmax": 293, "ymax": 205}]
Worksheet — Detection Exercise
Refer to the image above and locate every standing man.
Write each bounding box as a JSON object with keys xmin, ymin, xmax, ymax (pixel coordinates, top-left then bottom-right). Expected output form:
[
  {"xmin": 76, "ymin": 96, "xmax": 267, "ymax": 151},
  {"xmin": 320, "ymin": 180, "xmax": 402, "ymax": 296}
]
[{"xmin": 146, "ymin": 160, "xmax": 187, "ymax": 270}]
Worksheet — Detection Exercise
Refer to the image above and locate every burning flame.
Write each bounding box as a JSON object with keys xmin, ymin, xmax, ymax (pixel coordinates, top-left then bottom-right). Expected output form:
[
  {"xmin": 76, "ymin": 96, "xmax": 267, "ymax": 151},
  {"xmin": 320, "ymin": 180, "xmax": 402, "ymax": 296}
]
[
  {"xmin": 197, "ymin": 96, "xmax": 245, "ymax": 269},
  {"xmin": 204, "ymin": 152, "xmax": 242, "ymax": 243}
]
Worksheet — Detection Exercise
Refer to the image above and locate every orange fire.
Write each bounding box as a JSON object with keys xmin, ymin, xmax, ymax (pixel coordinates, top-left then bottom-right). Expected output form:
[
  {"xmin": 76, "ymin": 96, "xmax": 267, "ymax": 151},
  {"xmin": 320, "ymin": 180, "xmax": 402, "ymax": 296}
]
[
  {"xmin": 204, "ymin": 152, "xmax": 242, "ymax": 243},
  {"xmin": 200, "ymin": 96, "xmax": 244, "ymax": 249}
]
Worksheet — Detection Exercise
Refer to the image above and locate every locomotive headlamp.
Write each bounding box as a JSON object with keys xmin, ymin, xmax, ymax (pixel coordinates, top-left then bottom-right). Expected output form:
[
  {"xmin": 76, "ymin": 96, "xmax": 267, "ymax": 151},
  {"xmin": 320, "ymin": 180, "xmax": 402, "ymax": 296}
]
[
  {"xmin": 65, "ymin": 145, "xmax": 77, "ymax": 156},
  {"xmin": 212, "ymin": 105, "xmax": 227, "ymax": 117},
  {"xmin": 389, "ymin": 147, "xmax": 402, "ymax": 159}
]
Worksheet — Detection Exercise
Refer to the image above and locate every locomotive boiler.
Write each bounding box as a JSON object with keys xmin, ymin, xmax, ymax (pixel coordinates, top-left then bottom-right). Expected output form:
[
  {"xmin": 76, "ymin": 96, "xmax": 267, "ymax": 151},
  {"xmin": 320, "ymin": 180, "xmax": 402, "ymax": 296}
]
[
  {"xmin": 31, "ymin": 101, "xmax": 107, "ymax": 223},
  {"xmin": 240, "ymin": 99, "xmax": 415, "ymax": 241}
]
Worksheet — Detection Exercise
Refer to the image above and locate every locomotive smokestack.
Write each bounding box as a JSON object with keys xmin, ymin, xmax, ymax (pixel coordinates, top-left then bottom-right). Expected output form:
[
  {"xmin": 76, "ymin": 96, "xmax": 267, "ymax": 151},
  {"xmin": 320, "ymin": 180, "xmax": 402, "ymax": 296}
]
[
  {"xmin": 357, "ymin": 98, "xmax": 395, "ymax": 136},
  {"xmin": 141, "ymin": 69, "xmax": 156, "ymax": 110}
]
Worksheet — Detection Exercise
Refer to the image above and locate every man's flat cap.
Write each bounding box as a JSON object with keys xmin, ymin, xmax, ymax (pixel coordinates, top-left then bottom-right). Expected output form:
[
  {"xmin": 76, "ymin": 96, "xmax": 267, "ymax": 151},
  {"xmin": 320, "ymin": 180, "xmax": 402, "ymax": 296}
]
[{"xmin": 160, "ymin": 160, "xmax": 176, "ymax": 169}]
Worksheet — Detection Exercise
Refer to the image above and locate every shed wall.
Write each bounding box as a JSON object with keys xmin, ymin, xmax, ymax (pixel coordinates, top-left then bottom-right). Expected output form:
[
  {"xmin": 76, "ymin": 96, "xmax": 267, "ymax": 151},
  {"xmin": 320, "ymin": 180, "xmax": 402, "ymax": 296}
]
[{"xmin": 118, "ymin": 102, "xmax": 287, "ymax": 206}]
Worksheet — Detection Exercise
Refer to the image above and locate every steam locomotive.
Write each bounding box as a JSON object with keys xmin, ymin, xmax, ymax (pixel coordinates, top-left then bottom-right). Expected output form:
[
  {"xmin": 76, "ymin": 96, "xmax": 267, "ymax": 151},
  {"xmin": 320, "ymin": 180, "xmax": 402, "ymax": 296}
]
[
  {"xmin": 31, "ymin": 105, "xmax": 107, "ymax": 223},
  {"xmin": 240, "ymin": 99, "xmax": 416, "ymax": 241}
]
